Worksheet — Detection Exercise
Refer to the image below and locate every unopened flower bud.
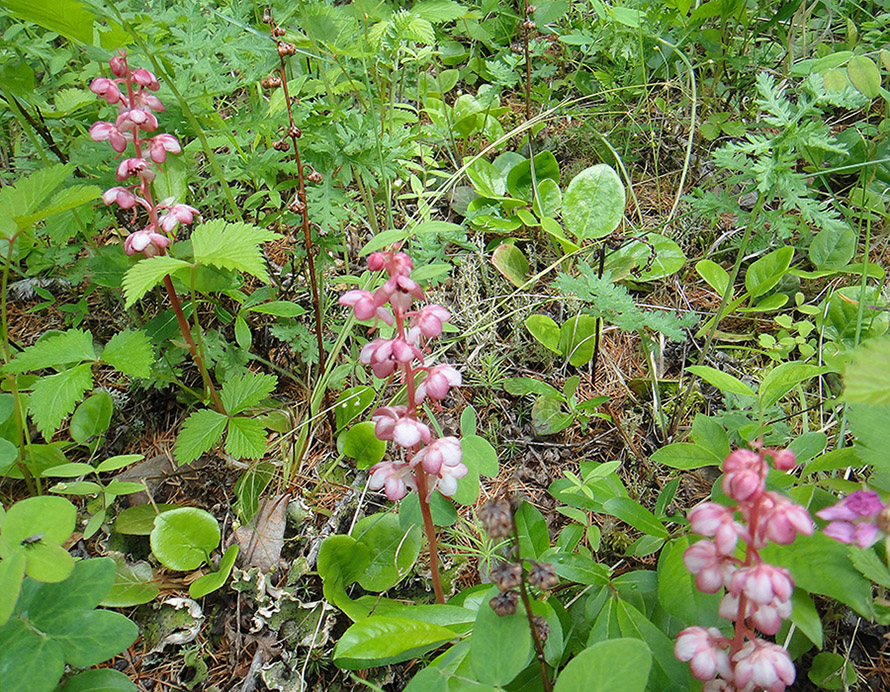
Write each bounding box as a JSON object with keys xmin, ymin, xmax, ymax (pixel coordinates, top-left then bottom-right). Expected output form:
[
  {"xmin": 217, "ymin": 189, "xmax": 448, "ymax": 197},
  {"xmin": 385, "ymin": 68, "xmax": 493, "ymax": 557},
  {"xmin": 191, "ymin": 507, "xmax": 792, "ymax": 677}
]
[
  {"xmin": 273, "ymin": 139, "xmax": 290, "ymax": 151},
  {"xmin": 527, "ymin": 562, "xmax": 558, "ymax": 590},
  {"xmin": 511, "ymin": 43, "xmax": 522, "ymax": 54},
  {"xmin": 287, "ymin": 125, "xmax": 302, "ymax": 138},
  {"xmin": 277, "ymin": 42, "xmax": 296, "ymax": 56},
  {"xmin": 479, "ymin": 498, "xmax": 513, "ymax": 539},
  {"xmin": 531, "ymin": 615, "xmax": 550, "ymax": 642},
  {"xmin": 109, "ymin": 53, "xmax": 128, "ymax": 77},
  {"xmin": 877, "ymin": 507, "xmax": 890, "ymax": 534},
  {"xmin": 527, "ymin": 4, "xmax": 537, "ymax": 13},
  {"xmin": 490, "ymin": 561, "xmax": 522, "ymax": 591},
  {"xmin": 489, "ymin": 590, "xmax": 519, "ymax": 616},
  {"xmin": 288, "ymin": 197, "xmax": 307, "ymax": 215}
]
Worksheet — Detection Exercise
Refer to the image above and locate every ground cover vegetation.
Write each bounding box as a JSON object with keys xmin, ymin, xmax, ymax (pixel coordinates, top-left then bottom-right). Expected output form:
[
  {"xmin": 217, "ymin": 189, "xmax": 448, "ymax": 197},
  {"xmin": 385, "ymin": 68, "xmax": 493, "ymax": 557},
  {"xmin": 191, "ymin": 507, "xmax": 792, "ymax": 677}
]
[{"xmin": 1, "ymin": 0, "xmax": 890, "ymax": 689}]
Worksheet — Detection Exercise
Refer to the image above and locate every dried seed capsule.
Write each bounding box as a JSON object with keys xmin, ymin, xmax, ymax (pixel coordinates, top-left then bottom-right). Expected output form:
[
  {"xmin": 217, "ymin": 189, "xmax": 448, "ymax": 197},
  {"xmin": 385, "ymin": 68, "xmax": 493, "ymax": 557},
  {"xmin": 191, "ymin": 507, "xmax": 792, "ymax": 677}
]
[
  {"xmin": 272, "ymin": 139, "xmax": 290, "ymax": 151},
  {"xmin": 524, "ymin": 19, "xmax": 536, "ymax": 30},
  {"xmin": 527, "ymin": 4, "xmax": 537, "ymax": 13},
  {"xmin": 307, "ymin": 169, "xmax": 323, "ymax": 184},
  {"xmin": 277, "ymin": 42, "xmax": 296, "ymax": 57},
  {"xmin": 261, "ymin": 74, "xmax": 282, "ymax": 89},
  {"xmin": 531, "ymin": 615, "xmax": 550, "ymax": 642},
  {"xmin": 287, "ymin": 125, "xmax": 302, "ymax": 139},
  {"xmin": 262, "ymin": 7, "xmax": 273, "ymax": 24},
  {"xmin": 288, "ymin": 197, "xmax": 307, "ymax": 215},
  {"xmin": 489, "ymin": 590, "xmax": 519, "ymax": 616},
  {"xmin": 527, "ymin": 561, "xmax": 558, "ymax": 590},
  {"xmin": 479, "ymin": 499, "xmax": 512, "ymax": 539},
  {"xmin": 489, "ymin": 561, "xmax": 522, "ymax": 591},
  {"xmin": 272, "ymin": 26, "xmax": 286, "ymax": 37},
  {"xmin": 510, "ymin": 43, "xmax": 522, "ymax": 54}
]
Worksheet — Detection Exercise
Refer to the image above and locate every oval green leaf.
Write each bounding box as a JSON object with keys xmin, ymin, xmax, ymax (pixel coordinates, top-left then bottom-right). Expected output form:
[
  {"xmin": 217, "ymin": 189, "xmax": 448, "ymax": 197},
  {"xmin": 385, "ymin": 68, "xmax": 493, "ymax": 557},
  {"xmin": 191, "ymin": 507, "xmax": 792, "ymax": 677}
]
[
  {"xmin": 150, "ymin": 507, "xmax": 220, "ymax": 571},
  {"xmin": 563, "ymin": 164, "xmax": 625, "ymax": 240}
]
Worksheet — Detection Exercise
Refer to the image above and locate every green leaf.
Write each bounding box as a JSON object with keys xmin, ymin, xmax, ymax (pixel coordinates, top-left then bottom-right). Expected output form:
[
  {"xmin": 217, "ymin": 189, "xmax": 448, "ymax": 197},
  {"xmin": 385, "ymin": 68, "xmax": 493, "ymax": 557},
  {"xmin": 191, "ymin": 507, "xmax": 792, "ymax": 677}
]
[
  {"xmin": 334, "ymin": 616, "xmax": 456, "ymax": 669},
  {"xmin": 4, "ymin": 329, "xmax": 95, "ymax": 373},
  {"xmin": 25, "ymin": 557, "xmax": 116, "ymax": 618},
  {"xmin": 843, "ymin": 336, "xmax": 890, "ymax": 404},
  {"xmin": 353, "ymin": 513, "xmax": 421, "ymax": 591},
  {"xmin": 0, "ymin": 163, "xmax": 72, "ymax": 238},
  {"xmin": 27, "ymin": 363, "xmax": 92, "ymax": 440},
  {"xmin": 603, "ymin": 497, "xmax": 668, "ymax": 538},
  {"xmin": 525, "ymin": 314, "xmax": 560, "ymax": 353},
  {"xmin": 809, "ymin": 226, "xmax": 856, "ymax": 270},
  {"xmin": 0, "ymin": 619, "xmax": 65, "ymax": 692},
  {"xmin": 220, "ymin": 371, "xmax": 277, "ymax": 415},
  {"xmin": 790, "ymin": 588, "xmax": 823, "ymax": 648},
  {"xmin": 0, "ymin": 0, "xmax": 94, "ymax": 44},
  {"xmin": 16, "ymin": 185, "xmax": 100, "ymax": 230},
  {"xmin": 338, "ymin": 421, "xmax": 386, "ymax": 469},
  {"xmin": 469, "ymin": 587, "xmax": 532, "ymax": 685},
  {"xmin": 847, "ymin": 403, "xmax": 890, "ymax": 472},
  {"xmin": 0, "ymin": 551, "xmax": 25, "ymax": 625},
  {"xmin": 44, "ymin": 609, "xmax": 137, "ymax": 667},
  {"xmin": 504, "ymin": 377, "xmax": 563, "ymax": 399},
  {"xmin": 233, "ymin": 463, "xmax": 275, "ymax": 522},
  {"xmin": 412, "ymin": 0, "xmax": 467, "ymax": 23},
  {"xmin": 466, "ymin": 157, "xmax": 504, "ymax": 197},
  {"xmin": 532, "ymin": 178, "xmax": 562, "ymax": 218},
  {"xmin": 656, "ymin": 537, "xmax": 721, "ymax": 627},
  {"xmin": 491, "ymin": 243, "xmax": 529, "ymax": 288},
  {"xmin": 101, "ymin": 557, "xmax": 159, "ymax": 607},
  {"xmin": 95, "ymin": 454, "xmax": 143, "ymax": 473},
  {"xmin": 317, "ymin": 535, "xmax": 373, "ymax": 621},
  {"xmin": 563, "ymin": 164, "xmax": 625, "ymax": 240},
  {"xmin": 515, "ymin": 502, "xmax": 550, "ymax": 559},
  {"xmin": 696, "ymin": 259, "xmax": 731, "ymax": 295},
  {"xmin": 189, "ymin": 544, "xmax": 239, "ymax": 599},
  {"xmin": 150, "ymin": 507, "xmax": 220, "ymax": 571},
  {"xmin": 115, "ymin": 504, "xmax": 178, "ymax": 535},
  {"xmin": 191, "ymin": 220, "xmax": 280, "ymax": 282},
  {"xmin": 808, "ymin": 651, "xmax": 858, "ymax": 689},
  {"xmin": 531, "ymin": 396, "xmax": 573, "ymax": 435},
  {"xmin": 554, "ymin": 638, "xmax": 651, "ymax": 692},
  {"xmin": 744, "ymin": 246, "xmax": 794, "ymax": 298},
  {"xmin": 122, "ymin": 256, "xmax": 191, "ymax": 309},
  {"xmin": 651, "ymin": 442, "xmax": 720, "ymax": 469},
  {"xmin": 224, "ymin": 416, "xmax": 268, "ymax": 459},
  {"xmin": 69, "ymin": 391, "xmax": 113, "ymax": 444},
  {"xmin": 506, "ymin": 150, "xmax": 560, "ymax": 201},
  {"xmin": 550, "ymin": 552, "xmax": 609, "ymax": 585},
  {"xmin": 690, "ymin": 414, "xmax": 730, "ymax": 460},
  {"xmin": 847, "ymin": 54, "xmax": 881, "ymax": 98},
  {"xmin": 359, "ymin": 228, "xmax": 409, "ymax": 256},
  {"xmin": 60, "ymin": 668, "xmax": 138, "ymax": 692},
  {"xmin": 559, "ymin": 314, "xmax": 599, "ymax": 366},
  {"xmin": 614, "ymin": 600, "xmax": 689, "ymax": 691},
  {"xmin": 334, "ymin": 386, "xmax": 376, "ymax": 431},
  {"xmin": 687, "ymin": 364, "xmax": 756, "ymax": 397},
  {"xmin": 174, "ymin": 409, "xmax": 228, "ymax": 465},
  {"xmin": 42, "ymin": 462, "xmax": 95, "ymax": 478},
  {"xmin": 758, "ymin": 361, "xmax": 826, "ymax": 409},
  {"xmin": 100, "ymin": 329, "xmax": 153, "ymax": 378}
]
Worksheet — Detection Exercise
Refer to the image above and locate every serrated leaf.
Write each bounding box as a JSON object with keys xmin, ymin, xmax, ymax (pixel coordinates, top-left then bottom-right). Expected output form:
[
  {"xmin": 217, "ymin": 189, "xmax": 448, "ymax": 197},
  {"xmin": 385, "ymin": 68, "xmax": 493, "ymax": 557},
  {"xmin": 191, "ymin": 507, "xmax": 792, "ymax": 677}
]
[
  {"xmin": 173, "ymin": 409, "xmax": 228, "ymax": 465},
  {"xmin": 224, "ymin": 416, "xmax": 267, "ymax": 459},
  {"xmin": 220, "ymin": 371, "xmax": 277, "ymax": 415},
  {"xmin": 15, "ymin": 185, "xmax": 100, "ymax": 230},
  {"xmin": 1, "ymin": 0, "xmax": 94, "ymax": 44},
  {"xmin": 5, "ymin": 329, "xmax": 96, "ymax": 373},
  {"xmin": 191, "ymin": 220, "xmax": 280, "ymax": 283},
  {"xmin": 101, "ymin": 330, "xmax": 153, "ymax": 378},
  {"xmin": 412, "ymin": 0, "xmax": 466, "ymax": 23},
  {"xmin": 122, "ymin": 256, "xmax": 191, "ymax": 309},
  {"xmin": 0, "ymin": 163, "xmax": 72, "ymax": 238},
  {"xmin": 28, "ymin": 363, "xmax": 93, "ymax": 439}
]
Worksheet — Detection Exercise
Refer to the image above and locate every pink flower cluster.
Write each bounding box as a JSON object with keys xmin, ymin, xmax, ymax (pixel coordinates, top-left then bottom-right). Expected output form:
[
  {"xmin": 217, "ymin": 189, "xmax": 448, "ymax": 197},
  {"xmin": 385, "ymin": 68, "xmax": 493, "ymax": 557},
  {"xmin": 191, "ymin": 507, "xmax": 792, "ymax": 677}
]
[
  {"xmin": 817, "ymin": 490, "xmax": 890, "ymax": 549},
  {"xmin": 675, "ymin": 446, "xmax": 813, "ymax": 692},
  {"xmin": 340, "ymin": 251, "xmax": 467, "ymax": 502},
  {"xmin": 89, "ymin": 51, "xmax": 198, "ymax": 258}
]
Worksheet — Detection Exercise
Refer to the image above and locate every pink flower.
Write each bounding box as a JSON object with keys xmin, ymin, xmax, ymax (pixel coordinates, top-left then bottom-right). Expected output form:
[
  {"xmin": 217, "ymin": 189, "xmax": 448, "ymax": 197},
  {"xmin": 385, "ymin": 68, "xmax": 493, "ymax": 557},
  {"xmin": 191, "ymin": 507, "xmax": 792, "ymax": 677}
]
[
  {"xmin": 757, "ymin": 493, "xmax": 812, "ymax": 546},
  {"xmin": 116, "ymin": 158, "xmax": 155, "ymax": 182},
  {"xmin": 723, "ymin": 449, "xmax": 761, "ymax": 473},
  {"xmin": 416, "ymin": 364, "xmax": 461, "ymax": 402},
  {"xmin": 408, "ymin": 304, "xmax": 451, "ymax": 342},
  {"xmin": 339, "ymin": 289, "xmax": 394, "ymax": 325},
  {"xmin": 412, "ymin": 437, "xmax": 461, "ymax": 475},
  {"xmin": 132, "ymin": 90, "xmax": 165, "ymax": 112},
  {"xmin": 90, "ymin": 121, "xmax": 128, "ymax": 153},
  {"xmin": 688, "ymin": 502, "xmax": 742, "ymax": 555},
  {"xmin": 115, "ymin": 108, "xmax": 158, "ymax": 132},
  {"xmin": 124, "ymin": 229, "xmax": 171, "ymax": 257},
  {"xmin": 435, "ymin": 456, "xmax": 468, "ymax": 497},
  {"xmin": 89, "ymin": 77, "xmax": 123, "ymax": 105},
  {"xmin": 817, "ymin": 490, "xmax": 886, "ymax": 549},
  {"xmin": 683, "ymin": 540, "xmax": 737, "ymax": 593},
  {"xmin": 132, "ymin": 68, "xmax": 160, "ymax": 91},
  {"xmin": 146, "ymin": 133, "xmax": 180, "ymax": 163},
  {"xmin": 109, "ymin": 53, "xmax": 128, "ymax": 77},
  {"xmin": 102, "ymin": 186, "xmax": 142, "ymax": 210},
  {"xmin": 371, "ymin": 406, "xmax": 431, "ymax": 448},
  {"xmin": 158, "ymin": 204, "xmax": 198, "ymax": 232},
  {"xmin": 367, "ymin": 252, "xmax": 386, "ymax": 272},
  {"xmin": 674, "ymin": 627, "xmax": 732, "ymax": 682},
  {"xmin": 718, "ymin": 593, "xmax": 791, "ymax": 635},
  {"xmin": 722, "ymin": 466, "xmax": 764, "ymax": 503},
  {"xmin": 732, "ymin": 641, "xmax": 795, "ymax": 692},
  {"xmin": 767, "ymin": 448, "xmax": 796, "ymax": 471},
  {"xmin": 375, "ymin": 274, "xmax": 424, "ymax": 312},
  {"xmin": 360, "ymin": 338, "xmax": 421, "ymax": 379},
  {"xmin": 730, "ymin": 563, "xmax": 793, "ymax": 605},
  {"xmin": 368, "ymin": 462, "xmax": 415, "ymax": 502}
]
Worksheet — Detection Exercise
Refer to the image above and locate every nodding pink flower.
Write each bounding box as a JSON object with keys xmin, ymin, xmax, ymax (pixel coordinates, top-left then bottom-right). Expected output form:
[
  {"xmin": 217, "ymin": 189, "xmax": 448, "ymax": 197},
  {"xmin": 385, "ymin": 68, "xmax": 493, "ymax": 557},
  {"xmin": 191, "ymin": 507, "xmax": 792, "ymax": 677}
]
[
  {"xmin": 132, "ymin": 90, "xmax": 164, "ymax": 112},
  {"xmin": 90, "ymin": 121, "xmax": 128, "ymax": 153},
  {"xmin": 116, "ymin": 158, "xmax": 154, "ymax": 182},
  {"xmin": 688, "ymin": 502, "xmax": 742, "ymax": 555},
  {"xmin": 723, "ymin": 449, "xmax": 761, "ymax": 473},
  {"xmin": 132, "ymin": 68, "xmax": 160, "ymax": 91},
  {"xmin": 434, "ymin": 454, "xmax": 468, "ymax": 497},
  {"xmin": 719, "ymin": 593, "xmax": 791, "ymax": 635},
  {"xmin": 368, "ymin": 462, "xmax": 416, "ymax": 502},
  {"xmin": 674, "ymin": 627, "xmax": 732, "ymax": 682},
  {"xmin": 756, "ymin": 492, "xmax": 813, "ymax": 546},
  {"xmin": 408, "ymin": 304, "xmax": 451, "ymax": 342},
  {"xmin": 371, "ymin": 406, "xmax": 431, "ymax": 448},
  {"xmin": 416, "ymin": 364, "xmax": 461, "ymax": 402},
  {"xmin": 375, "ymin": 274, "xmax": 424, "ymax": 312},
  {"xmin": 817, "ymin": 490, "xmax": 887, "ymax": 549},
  {"xmin": 683, "ymin": 540, "xmax": 737, "ymax": 594},
  {"xmin": 732, "ymin": 641, "xmax": 795, "ymax": 692},
  {"xmin": 159, "ymin": 203, "xmax": 199, "ymax": 232},
  {"xmin": 767, "ymin": 448, "xmax": 796, "ymax": 471},
  {"xmin": 411, "ymin": 436, "xmax": 461, "ymax": 475},
  {"xmin": 115, "ymin": 108, "xmax": 158, "ymax": 133},
  {"xmin": 124, "ymin": 228, "xmax": 171, "ymax": 257},
  {"xmin": 146, "ymin": 133, "xmax": 180, "ymax": 163},
  {"xmin": 109, "ymin": 53, "xmax": 128, "ymax": 78},
  {"xmin": 722, "ymin": 466, "xmax": 764, "ymax": 503},
  {"xmin": 339, "ymin": 289, "xmax": 394, "ymax": 326},
  {"xmin": 730, "ymin": 563, "xmax": 793, "ymax": 605},
  {"xmin": 102, "ymin": 186, "xmax": 142, "ymax": 210},
  {"xmin": 367, "ymin": 252, "xmax": 387, "ymax": 272},
  {"xmin": 89, "ymin": 77, "xmax": 123, "ymax": 105},
  {"xmin": 360, "ymin": 338, "xmax": 422, "ymax": 379}
]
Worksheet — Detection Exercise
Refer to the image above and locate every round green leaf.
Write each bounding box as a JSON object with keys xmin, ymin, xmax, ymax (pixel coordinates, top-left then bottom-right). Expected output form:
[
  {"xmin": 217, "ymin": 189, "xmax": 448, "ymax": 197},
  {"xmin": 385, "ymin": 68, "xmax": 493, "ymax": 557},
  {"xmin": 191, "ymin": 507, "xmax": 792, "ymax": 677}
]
[
  {"xmin": 524, "ymin": 314, "xmax": 560, "ymax": 353},
  {"xmin": 115, "ymin": 504, "xmax": 178, "ymax": 535},
  {"xmin": 101, "ymin": 557, "xmax": 159, "ymax": 608},
  {"xmin": 1, "ymin": 495, "xmax": 76, "ymax": 546},
  {"xmin": 150, "ymin": 507, "xmax": 220, "ymax": 571},
  {"xmin": 563, "ymin": 164, "xmax": 626, "ymax": 240},
  {"xmin": 506, "ymin": 150, "xmax": 560, "ymax": 201},
  {"xmin": 353, "ymin": 513, "xmax": 421, "ymax": 592},
  {"xmin": 491, "ymin": 243, "xmax": 529, "ymax": 288},
  {"xmin": 22, "ymin": 541, "xmax": 75, "ymax": 582},
  {"xmin": 0, "ymin": 437, "xmax": 17, "ymax": 475},
  {"xmin": 847, "ymin": 55, "xmax": 881, "ymax": 98},
  {"xmin": 554, "ymin": 638, "xmax": 652, "ymax": 692},
  {"xmin": 338, "ymin": 421, "xmax": 386, "ymax": 469},
  {"xmin": 60, "ymin": 668, "xmax": 138, "ymax": 692},
  {"xmin": 69, "ymin": 392, "xmax": 113, "ymax": 444}
]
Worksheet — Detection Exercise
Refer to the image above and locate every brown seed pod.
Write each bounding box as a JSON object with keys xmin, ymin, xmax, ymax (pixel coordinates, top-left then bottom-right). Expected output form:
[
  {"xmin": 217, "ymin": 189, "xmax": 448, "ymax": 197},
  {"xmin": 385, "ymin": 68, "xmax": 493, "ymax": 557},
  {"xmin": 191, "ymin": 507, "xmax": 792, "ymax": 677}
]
[
  {"xmin": 272, "ymin": 139, "xmax": 290, "ymax": 151},
  {"xmin": 479, "ymin": 498, "xmax": 513, "ymax": 538},
  {"xmin": 261, "ymin": 74, "xmax": 282, "ymax": 89},
  {"xmin": 307, "ymin": 170, "xmax": 323, "ymax": 184},
  {"xmin": 277, "ymin": 42, "xmax": 296, "ymax": 57},
  {"xmin": 527, "ymin": 561, "xmax": 559, "ymax": 590},
  {"xmin": 510, "ymin": 43, "xmax": 523, "ymax": 54},
  {"xmin": 262, "ymin": 7, "xmax": 273, "ymax": 24},
  {"xmin": 489, "ymin": 590, "xmax": 519, "ymax": 617},
  {"xmin": 489, "ymin": 561, "xmax": 522, "ymax": 591},
  {"xmin": 288, "ymin": 197, "xmax": 307, "ymax": 215},
  {"xmin": 287, "ymin": 125, "xmax": 302, "ymax": 139},
  {"xmin": 523, "ymin": 19, "xmax": 536, "ymax": 30},
  {"xmin": 527, "ymin": 4, "xmax": 537, "ymax": 13},
  {"xmin": 531, "ymin": 615, "xmax": 550, "ymax": 642},
  {"xmin": 272, "ymin": 26, "xmax": 286, "ymax": 37}
]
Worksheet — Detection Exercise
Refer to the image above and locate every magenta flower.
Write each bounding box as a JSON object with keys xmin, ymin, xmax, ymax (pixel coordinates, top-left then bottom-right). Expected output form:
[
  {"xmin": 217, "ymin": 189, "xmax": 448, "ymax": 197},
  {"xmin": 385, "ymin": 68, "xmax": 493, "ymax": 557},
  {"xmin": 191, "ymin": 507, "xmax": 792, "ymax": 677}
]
[
  {"xmin": 116, "ymin": 108, "xmax": 158, "ymax": 133},
  {"xmin": 433, "ymin": 454, "xmax": 468, "ymax": 497},
  {"xmin": 102, "ymin": 187, "xmax": 142, "ymax": 210},
  {"xmin": 90, "ymin": 121, "xmax": 128, "ymax": 153},
  {"xmin": 415, "ymin": 364, "xmax": 461, "ymax": 402},
  {"xmin": 124, "ymin": 229, "xmax": 171, "ymax": 257},
  {"xmin": 408, "ymin": 304, "xmax": 451, "ymax": 341},
  {"xmin": 132, "ymin": 90, "xmax": 164, "ymax": 112},
  {"xmin": 116, "ymin": 158, "xmax": 154, "ymax": 182},
  {"xmin": 817, "ymin": 490, "xmax": 887, "ymax": 548},
  {"xmin": 89, "ymin": 77, "xmax": 123, "ymax": 105},
  {"xmin": 109, "ymin": 53, "xmax": 128, "ymax": 77},
  {"xmin": 756, "ymin": 492, "xmax": 813, "ymax": 546},
  {"xmin": 158, "ymin": 203, "xmax": 198, "ymax": 232},
  {"xmin": 131, "ymin": 68, "xmax": 160, "ymax": 91},
  {"xmin": 688, "ymin": 502, "xmax": 742, "ymax": 555},
  {"xmin": 368, "ymin": 462, "xmax": 415, "ymax": 502},
  {"xmin": 730, "ymin": 563, "xmax": 793, "ymax": 605},
  {"xmin": 683, "ymin": 540, "xmax": 737, "ymax": 593},
  {"xmin": 339, "ymin": 289, "xmax": 393, "ymax": 325},
  {"xmin": 360, "ymin": 338, "xmax": 421, "ymax": 379},
  {"xmin": 146, "ymin": 133, "xmax": 180, "ymax": 163},
  {"xmin": 371, "ymin": 406, "xmax": 431, "ymax": 448}
]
